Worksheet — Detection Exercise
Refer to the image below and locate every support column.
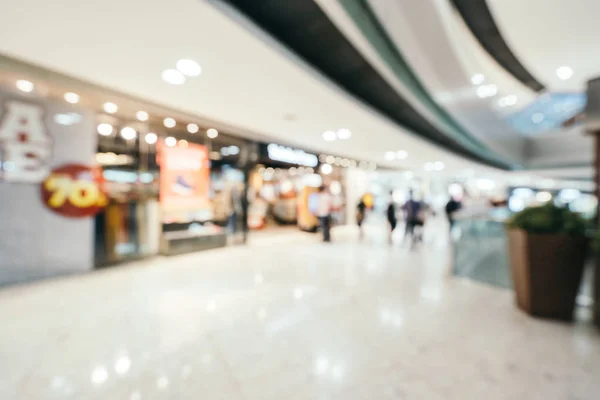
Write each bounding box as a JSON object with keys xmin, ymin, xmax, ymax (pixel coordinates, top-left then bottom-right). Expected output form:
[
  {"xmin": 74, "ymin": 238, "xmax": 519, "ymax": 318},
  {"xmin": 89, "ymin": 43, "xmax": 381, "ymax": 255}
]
[{"xmin": 585, "ymin": 78, "xmax": 600, "ymax": 327}]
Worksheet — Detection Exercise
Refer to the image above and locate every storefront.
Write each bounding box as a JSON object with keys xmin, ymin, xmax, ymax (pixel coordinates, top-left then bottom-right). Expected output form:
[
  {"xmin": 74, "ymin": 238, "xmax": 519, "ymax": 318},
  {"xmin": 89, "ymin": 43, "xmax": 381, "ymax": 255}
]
[
  {"xmin": 0, "ymin": 58, "xmax": 379, "ymax": 286},
  {"xmin": 93, "ymin": 109, "xmax": 252, "ymax": 264},
  {"xmin": 248, "ymin": 143, "xmax": 354, "ymax": 232}
]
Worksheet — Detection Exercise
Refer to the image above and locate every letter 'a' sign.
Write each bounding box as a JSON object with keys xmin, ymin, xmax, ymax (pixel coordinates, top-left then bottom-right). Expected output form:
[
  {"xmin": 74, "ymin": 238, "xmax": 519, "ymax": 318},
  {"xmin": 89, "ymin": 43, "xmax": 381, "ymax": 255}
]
[{"xmin": 0, "ymin": 100, "xmax": 52, "ymax": 183}]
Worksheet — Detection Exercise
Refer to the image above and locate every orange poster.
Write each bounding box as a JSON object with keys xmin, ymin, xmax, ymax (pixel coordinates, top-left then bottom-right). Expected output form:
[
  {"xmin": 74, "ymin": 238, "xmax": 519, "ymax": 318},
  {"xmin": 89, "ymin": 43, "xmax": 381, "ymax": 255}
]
[{"xmin": 158, "ymin": 142, "xmax": 210, "ymax": 215}]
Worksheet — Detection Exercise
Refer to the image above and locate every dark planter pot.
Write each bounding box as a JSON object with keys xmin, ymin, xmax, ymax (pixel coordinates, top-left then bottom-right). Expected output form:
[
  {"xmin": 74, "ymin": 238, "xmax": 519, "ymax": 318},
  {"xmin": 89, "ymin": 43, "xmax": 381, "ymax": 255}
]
[{"xmin": 507, "ymin": 229, "xmax": 588, "ymax": 321}]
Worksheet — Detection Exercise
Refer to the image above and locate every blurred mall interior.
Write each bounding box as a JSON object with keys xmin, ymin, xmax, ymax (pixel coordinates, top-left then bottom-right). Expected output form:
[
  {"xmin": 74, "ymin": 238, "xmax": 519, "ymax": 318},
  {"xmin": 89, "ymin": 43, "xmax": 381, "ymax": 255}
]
[{"xmin": 0, "ymin": 0, "xmax": 600, "ymax": 398}]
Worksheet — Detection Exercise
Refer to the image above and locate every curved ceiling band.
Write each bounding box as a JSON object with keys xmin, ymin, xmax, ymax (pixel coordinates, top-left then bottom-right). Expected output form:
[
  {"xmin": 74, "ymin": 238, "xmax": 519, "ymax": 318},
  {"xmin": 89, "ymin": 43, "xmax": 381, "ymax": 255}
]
[
  {"xmin": 218, "ymin": 0, "xmax": 512, "ymax": 169},
  {"xmin": 340, "ymin": 0, "xmax": 509, "ymax": 167},
  {"xmin": 451, "ymin": 0, "xmax": 546, "ymax": 92}
]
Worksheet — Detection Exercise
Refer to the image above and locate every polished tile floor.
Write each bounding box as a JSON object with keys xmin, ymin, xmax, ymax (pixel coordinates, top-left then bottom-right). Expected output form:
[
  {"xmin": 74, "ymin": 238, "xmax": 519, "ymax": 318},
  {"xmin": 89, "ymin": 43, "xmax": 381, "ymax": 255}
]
[{"xmin": 0, "ymin": 222, "xmax": 599, "ymax": 399}]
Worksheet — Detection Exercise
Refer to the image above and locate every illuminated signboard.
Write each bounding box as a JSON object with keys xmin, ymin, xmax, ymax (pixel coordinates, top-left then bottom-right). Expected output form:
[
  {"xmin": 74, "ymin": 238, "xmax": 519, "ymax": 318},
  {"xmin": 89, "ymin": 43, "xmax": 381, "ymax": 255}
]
[
  {"xmin": 0, "ymin": 100, "xmax": 52, "ymax": 182},
  {"xmin": 266, "ymin": 143, "xmax": 318, "ymax": 167}
]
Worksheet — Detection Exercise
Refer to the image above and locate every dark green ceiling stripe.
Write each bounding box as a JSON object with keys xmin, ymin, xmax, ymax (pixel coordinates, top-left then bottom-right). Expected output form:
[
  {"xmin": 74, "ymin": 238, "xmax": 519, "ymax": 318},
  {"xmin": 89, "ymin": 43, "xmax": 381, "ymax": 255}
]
[{"xmin": 340, "ymin": 0, "xmax": 512, "ymax": 168}]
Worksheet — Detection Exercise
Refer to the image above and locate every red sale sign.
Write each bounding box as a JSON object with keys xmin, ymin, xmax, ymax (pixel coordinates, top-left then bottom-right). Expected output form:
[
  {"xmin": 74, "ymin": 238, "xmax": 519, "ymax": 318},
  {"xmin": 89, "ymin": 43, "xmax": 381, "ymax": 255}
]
[{"xmin": 40, "ymin": 164, "xmax": 107, "ymax": 218}]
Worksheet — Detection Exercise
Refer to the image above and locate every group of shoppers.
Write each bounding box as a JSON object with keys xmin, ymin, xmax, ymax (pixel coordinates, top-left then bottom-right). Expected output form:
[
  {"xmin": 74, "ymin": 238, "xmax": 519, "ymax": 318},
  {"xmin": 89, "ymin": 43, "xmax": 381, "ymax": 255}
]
[
  {"xmin": 357, "ymin": 190, "xmax": 427, "ymax": 246},
  {"xmin": 314, "ymin": 186, "xmax": 462, "ymax": 244}
]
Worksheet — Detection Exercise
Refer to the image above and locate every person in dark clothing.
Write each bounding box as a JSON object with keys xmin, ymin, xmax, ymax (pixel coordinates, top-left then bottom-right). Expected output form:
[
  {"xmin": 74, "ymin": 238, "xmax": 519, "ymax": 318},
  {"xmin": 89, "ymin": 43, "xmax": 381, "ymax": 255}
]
[
  {"xmin": 402, "ymin": 190, "xmax": 423, "ymax": 246},
  {"xmin": 445, "ymin": 196, "xmax": 462, "ymax": 231},
  {"xmin": 356, "ymin": 198, "xmax": 367, "ymax": 240},
  {"xmin": 386, "ymin": 195, "xmax": 397, "ymax": 244}
]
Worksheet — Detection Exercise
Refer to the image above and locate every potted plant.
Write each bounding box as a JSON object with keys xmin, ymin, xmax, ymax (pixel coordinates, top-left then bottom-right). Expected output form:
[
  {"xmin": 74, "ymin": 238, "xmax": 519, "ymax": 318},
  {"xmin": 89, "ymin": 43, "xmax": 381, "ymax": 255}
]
[{"xmin": 506, "ymin": 203, "xmax": 588, "ymax": 320}]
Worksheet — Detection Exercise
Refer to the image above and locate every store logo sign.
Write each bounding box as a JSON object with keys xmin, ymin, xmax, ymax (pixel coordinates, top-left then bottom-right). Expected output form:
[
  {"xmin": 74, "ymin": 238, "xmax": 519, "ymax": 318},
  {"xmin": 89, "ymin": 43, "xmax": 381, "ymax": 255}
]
[
  {"xmin": 267, "ymin": 143, "xmax": 318, "ymax": 167},
  {"xmin": 0, "ymin": 100, "xmax": 52, "ymax": 183}
]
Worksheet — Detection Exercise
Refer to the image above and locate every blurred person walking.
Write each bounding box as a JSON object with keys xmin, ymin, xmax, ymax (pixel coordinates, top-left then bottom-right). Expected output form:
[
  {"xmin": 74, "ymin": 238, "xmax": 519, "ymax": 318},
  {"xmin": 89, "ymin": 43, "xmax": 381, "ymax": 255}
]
[
  {"xmin": 316, "ymin": 185, "xmax": 332, "ymax": 242},
  {"xmin": 356, "ymin": 197, "xmax": 367, "ymax": 240},
  {"xmin": 402, "ymin": 190, "xmax": 423, "ymax": 247},
  {"xmin": 445, "ymin": 195, "xmax": 462, "ymax": 231},
  {"xmin": 386, "ymin": 193, "xmax": 397, "ymax": 244}
]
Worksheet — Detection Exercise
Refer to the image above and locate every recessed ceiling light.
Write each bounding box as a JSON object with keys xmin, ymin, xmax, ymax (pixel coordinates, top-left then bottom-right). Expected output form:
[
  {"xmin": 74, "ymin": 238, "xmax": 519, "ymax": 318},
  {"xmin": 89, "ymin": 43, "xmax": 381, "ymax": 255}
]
[
  {"xmin": 325, "ymin": 155, "xmax": 335, "ymax": 164},
  {"xmin": 136, "ymin": 111, "xmax": 149, "ymax": 121},
  {"xmin": 187, "ymin": 123, "xmax": 199, "ymax": 134},
  {"xmin": 433, "ymin": 161, "xmax": 445, "ymax": 171},
  {"xmin": 471, "ymin": 74, "xmax": 485, "ymax": 85},
  {"xmin": 145, "ymin": 132, "xmax": 157, "ymax": 144},
  {"xmin": 396, "ymin": 150, "xmax": 408, "ymax": 159},
  {"xmin": 176, "ymin": 59, "xmax": 202, "ymax": 77},
  {"xmin": 162, "ymin": 69, "xmax": 186, "ymax": 85},
  {"xmin": 120, "ymin": 127, "xmax": 137, "ymax": 140},
  {"xmin": 532, "ymin": 113, "xmax": 545, "ymax": 123},
  {"xmin": 54, "ymin": 113, "xmax": 82, "ymax": 126},
  {"xmin": 97, "ymin": 123, "xmax": 113, "ymax": 136},
  {"xmin": 321, "ymin": 164, "xmax": 333, "ymax": 175},
  {"xmin": 498, "ymin": 95, "xmax": 518, "ymax": 107},
  {"xmin": 207, "ymin": 128, "xmax": 219, "ymax": 139},
  {"xmin": 384, "ymin": 151, "xmax": 396, "ymax": 161},
  {"xmin": 337, "ymin": 128, "xmax": 352, "ymax": 139},
  {"xmin": 556, "ymin": 66, "xmax": 573, "ymax": 81},
  {"xmin": 179, "ymin": 139, "xmax": 189, "ymax": 147},
  {"xmin": 103, "ymin": 102, "xmax": 118, "ymax": 114},
  {"xmin": 163, "ymin": 117, "xmax": 176, "ymax": 128},
  {"xmin": 476, "ymin": 84, "xmax": 498, "ymax": 99},
  {"xmin": 322, "ymin": 130, "xmax": 336, "ymax": 141},
  {"xmin": 64, "ymin": 92, "xmax": 80, "ymax": 104},
  {"xmin": 165, "ymin": 136, "xmax": 177, "ymax": 147},
  {"xmin": 16, "ymin": 79, "xmax": 34, "ymax": 93}
]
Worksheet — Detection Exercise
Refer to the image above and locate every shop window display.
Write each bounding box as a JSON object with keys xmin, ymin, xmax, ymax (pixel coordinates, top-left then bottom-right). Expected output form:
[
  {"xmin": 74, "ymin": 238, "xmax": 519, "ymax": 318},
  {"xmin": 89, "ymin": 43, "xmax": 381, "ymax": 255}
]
[{"xmin": 94, "ymin": 109, "xmax": 250, "ymax": 263}]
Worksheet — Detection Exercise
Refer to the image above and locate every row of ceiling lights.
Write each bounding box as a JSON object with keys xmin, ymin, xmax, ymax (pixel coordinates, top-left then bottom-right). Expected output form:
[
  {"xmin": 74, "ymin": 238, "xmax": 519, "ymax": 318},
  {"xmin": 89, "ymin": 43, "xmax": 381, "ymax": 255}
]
[
  {"xmin": 318, "ymin": 153, "xmax": 377, "ymax": 171},
  {"xmin": 161, "ymin": 59, "xmax": 202, "ymax": 85},
  {"xmin": 471, "ymin": 66, "xmax": 574, "ymax": 117},
  {"xmin": 322, "ymin": 128, "xmax": 351, "ymax": 142},
  {"xmin": 12, "ymin": 78, "xmax": 221, "ymax": 145}
]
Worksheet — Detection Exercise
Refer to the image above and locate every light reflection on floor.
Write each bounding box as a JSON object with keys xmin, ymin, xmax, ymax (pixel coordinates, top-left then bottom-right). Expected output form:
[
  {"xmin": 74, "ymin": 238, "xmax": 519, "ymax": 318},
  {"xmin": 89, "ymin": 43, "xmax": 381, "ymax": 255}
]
[{"xmin": 0, "ymin": 220, "xmax": 598, "ymax": 399}]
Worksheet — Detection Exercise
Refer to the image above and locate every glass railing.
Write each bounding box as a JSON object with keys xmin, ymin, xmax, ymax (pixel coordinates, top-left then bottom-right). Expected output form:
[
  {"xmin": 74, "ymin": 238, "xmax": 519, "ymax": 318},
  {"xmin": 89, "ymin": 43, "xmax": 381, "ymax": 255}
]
[{"xmin": 451, "ymin": 209, "xmax": 512, "ymax": 289}]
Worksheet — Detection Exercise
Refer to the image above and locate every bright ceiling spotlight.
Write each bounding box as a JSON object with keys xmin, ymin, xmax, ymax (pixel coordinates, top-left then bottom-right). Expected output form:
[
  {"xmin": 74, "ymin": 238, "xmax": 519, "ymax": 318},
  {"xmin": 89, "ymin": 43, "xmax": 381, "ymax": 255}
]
[
  {"xmin": 498, "ymin": 95, "xmax": 518, "ymax": 107},
  {"xmin": 556, "ymin": 66, "xmax": 573, "ymax": 81},
  {"xmin": 176, "ymin": 59, "xmax": 202, "ymax": 77},
  {"xmin": 321, "ymin": 164, "xmax": 333, "ymax": 175},
  {"xmin": 145, "ymin": 132, "xmax": 157, "ymax": 144},
  {"xmin": 384, "ymin": 151, "xmax": 396, "ymax": 161},
  {"xmin": 16, "ymin": 79, "xmax": 34, "ymax": 93},
  {"xmin": 120, "ymin": 127, "xmax": 137, "ymax": 140},
  {"xmin": 165, "ymin": 136, "xmax": 177, "ymax": 147},
  {"xmin": 103, "ymin": 102, "xmax": 118, "ymax": 114},
  {"xmin": 396, "ymin": 150, "xmax": 408, "ymax": 159},
  {"xmin": 163, "ymin": 117, "xmax": 176, "ymax": 128},
  {"xmin": 433, "ymin": 161, "xmax": 445, "ymax": 171},
  {"xmin": 136, "ymin": 111, "xmax": 149, "ymax": 121},
  {"xmin": 471, "ymin": 74, "xmax": 485, "ymax": 85},
  {"xmin": 207, "ymin": 128, "xmax": 219, "ymax": 138},
  {"xmin": 64, "ymin": 92, "xmax": 80, "ymax": 104},
  {"xmin": 476, "ymin": 84, "xmax": 498, "ymax": 98},
  {"xmin": 97, "ymin": 123, "xmax": 113, "ymax": 136},
  {"xmin": 162, "ymin": 69, "xmax": 186, "ymax": 85},
  {"xmin": 187, "ymin": 123, "xmax": 199, "ymax": 134},
  {"xmin": 336, "ymin": 128, "xmax": 352, "ymax": 139},
  {"xmin": 322, "ymin": 130, "xmax": 336, "ymax": 141}
]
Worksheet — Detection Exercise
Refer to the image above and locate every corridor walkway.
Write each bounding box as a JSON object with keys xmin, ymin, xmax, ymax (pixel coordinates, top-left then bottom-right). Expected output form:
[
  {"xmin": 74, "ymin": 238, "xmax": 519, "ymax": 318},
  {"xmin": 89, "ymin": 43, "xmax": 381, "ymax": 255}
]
[{"xmin": 0, "ymin": 226, "xmax": 598, "ymax": 399}]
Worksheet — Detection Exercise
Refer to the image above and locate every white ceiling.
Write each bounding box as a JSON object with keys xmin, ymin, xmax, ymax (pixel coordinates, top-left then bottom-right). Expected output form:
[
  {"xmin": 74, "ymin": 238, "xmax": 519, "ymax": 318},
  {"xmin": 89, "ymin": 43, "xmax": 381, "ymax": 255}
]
[
  {"xmin": 488, "ymin": 0, "xmax": 600, "ymax": 92},
  {"xmin": 317, "ymin": 0, "xmax": 532, "ymax": 163},
  {"xmin": 0, "ymin": 0, "xmax": 501, "ymax": 176}
]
